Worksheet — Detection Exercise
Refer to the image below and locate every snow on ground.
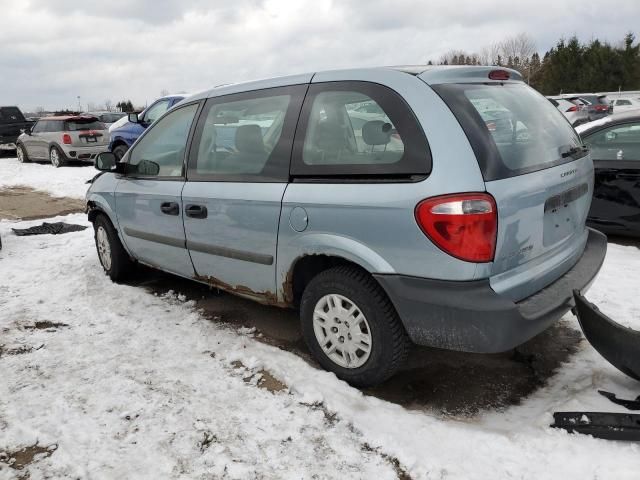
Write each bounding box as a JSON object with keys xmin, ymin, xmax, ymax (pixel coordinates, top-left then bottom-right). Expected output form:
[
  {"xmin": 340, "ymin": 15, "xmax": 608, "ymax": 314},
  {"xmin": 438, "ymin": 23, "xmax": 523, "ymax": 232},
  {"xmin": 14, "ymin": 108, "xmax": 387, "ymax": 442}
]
[
  {"xmin": 0, "ymin": 157, "xmax": 94, "ymax": 199},
  {"xmin": 1, "ymin": 162, "xmax": 640, "ymax": 479}
]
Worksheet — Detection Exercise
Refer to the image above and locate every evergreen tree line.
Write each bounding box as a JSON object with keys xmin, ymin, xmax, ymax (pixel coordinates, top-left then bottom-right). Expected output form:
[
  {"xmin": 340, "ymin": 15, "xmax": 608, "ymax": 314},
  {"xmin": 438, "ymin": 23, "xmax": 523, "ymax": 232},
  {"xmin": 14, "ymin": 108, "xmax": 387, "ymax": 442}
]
[{"xmin": 429, "ymin": 33, "xmax": 640, "ymax": 95}]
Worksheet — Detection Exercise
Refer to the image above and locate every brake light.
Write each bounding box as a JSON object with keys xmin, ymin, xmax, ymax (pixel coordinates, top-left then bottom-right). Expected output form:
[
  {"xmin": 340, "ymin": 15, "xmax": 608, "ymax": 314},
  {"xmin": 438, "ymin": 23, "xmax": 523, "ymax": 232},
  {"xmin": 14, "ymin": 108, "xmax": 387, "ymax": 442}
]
[
  {"xmin": 488, "ymin": 70, "xmax": 510, "ymax": 81},
  {"xmin": 62, "ymin": 134, "xmax": 72, "ymax": 144},
  {"xmin": 415, "ymin": 193, "xmax": 497, "ymax": 263},
  {"xmin": 566, "ymin": 105, "xmax": 578, "ymax": 112},
  {"xmin": 595, "ymin": 104, "xmax": 608, "ymax": 112}
]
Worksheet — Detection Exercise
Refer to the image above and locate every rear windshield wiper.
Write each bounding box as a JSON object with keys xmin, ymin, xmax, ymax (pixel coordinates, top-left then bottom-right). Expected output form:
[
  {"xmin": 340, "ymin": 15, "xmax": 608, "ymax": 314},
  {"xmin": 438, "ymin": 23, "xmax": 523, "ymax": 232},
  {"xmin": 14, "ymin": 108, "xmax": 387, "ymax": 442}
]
[{"xmin": 560, "ymin": 145, "xmax": 589, "ymax": 158}]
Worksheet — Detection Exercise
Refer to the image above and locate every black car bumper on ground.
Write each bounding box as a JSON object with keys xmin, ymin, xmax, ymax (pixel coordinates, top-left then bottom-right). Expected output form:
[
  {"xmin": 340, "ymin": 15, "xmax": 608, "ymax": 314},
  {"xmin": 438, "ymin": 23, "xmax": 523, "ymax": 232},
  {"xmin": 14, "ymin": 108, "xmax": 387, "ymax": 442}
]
[{"xmin": 374, "ymin": 228, "xmax": 608, "ymax": 353}]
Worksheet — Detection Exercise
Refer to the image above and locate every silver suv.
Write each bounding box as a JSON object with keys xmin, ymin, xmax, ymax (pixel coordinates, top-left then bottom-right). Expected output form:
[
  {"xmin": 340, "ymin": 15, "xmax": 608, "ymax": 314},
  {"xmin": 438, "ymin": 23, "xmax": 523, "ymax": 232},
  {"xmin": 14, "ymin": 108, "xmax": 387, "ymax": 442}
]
[
  {"xmin": 86, "ymin": 66, "xmax": 607, "ymax": 386},
  {"xmin": 16, "ymin": 115, "xmax": 109, "ymax": 167}
]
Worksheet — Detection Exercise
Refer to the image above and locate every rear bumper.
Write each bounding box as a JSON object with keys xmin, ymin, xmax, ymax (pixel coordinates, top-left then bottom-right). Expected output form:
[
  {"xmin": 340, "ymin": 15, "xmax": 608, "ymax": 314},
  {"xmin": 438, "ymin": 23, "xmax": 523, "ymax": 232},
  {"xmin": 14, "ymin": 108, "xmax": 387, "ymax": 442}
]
[
  {"xmin": 374, "ymin": 228, "xmax": 607, "ymax": 353},
  {"xmin": 60, "ymin": 144, "xmax": 108, "ymax": 162}
]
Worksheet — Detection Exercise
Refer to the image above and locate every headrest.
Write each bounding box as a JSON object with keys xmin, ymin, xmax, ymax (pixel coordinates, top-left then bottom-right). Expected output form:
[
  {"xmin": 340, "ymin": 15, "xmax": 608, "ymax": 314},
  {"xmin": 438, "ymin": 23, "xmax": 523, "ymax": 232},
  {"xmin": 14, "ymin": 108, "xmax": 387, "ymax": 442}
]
[
  {"xmin": 362, "ymin": 120, "xmax": 392, "ymax": 146},
  {"xmin": 235, "ymin": 124, "xmax": 264, "ymax": 154}
]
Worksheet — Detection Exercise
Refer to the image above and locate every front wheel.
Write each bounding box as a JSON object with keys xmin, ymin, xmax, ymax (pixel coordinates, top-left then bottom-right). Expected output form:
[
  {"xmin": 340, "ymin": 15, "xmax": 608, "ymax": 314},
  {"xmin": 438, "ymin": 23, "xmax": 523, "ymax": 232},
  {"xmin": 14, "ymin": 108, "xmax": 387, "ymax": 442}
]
[
  {"xmin": 300, "ymin": 266, "xmax": 410, "ymax": 387},
  {"xmin": 93, "ymin": 215, "xmax": 134, "ymax": 281},
  {"xmin": 49, "ymin": 146, "xmax": 65, "ymax": 168}
]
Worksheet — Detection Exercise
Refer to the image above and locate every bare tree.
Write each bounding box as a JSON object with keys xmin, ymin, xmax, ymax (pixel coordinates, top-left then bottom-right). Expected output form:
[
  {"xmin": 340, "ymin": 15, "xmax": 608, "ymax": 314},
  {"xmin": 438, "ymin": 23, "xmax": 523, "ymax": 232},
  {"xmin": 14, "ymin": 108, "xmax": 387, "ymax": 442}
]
[
  {"xmin": 160, "ymin": 89, "xmax": 169, "ymax": 97},
  {"xmin": 498, "ymin": 33, "xmax": 537, "ymax": 62},
  {"xmin": 104, "ymin": 99, "xmax": 113, "ymax": 112},
  {"xmin": 427, "ymin": 32, "xmax": 538, "ymax": 77},
  {"xmin": 478, "ymin": 43, "xmax": 502, "ymax": 65}
]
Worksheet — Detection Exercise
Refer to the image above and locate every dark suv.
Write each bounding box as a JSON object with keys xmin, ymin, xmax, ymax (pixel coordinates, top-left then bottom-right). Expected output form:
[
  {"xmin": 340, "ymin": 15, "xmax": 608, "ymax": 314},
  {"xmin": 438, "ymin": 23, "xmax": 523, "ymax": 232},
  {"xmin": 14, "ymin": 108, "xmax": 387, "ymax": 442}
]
[{"xmin": 0, "ymin": 106, "xmax": 34, "ymax": 153}]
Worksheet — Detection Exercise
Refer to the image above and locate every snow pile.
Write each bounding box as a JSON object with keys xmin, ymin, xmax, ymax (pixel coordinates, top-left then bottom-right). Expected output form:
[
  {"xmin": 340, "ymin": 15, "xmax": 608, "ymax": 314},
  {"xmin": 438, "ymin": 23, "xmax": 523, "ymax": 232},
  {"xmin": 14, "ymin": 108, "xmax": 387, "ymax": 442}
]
[{"xmin": 0, "ymin": 157, "xmax": 94, "ymax": 199}]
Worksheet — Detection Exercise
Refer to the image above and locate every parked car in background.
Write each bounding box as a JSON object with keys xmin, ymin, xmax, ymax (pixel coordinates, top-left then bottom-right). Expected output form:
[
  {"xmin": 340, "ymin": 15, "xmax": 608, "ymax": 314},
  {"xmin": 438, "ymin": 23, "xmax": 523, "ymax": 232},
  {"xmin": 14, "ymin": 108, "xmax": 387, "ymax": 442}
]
[
  {"xmin": 87, "ymin": 66, "xmax": 606, "ymax": 386},
  {"xmin": 577, "ymin": 111, "xmax": 640, "ymax": 236},
  {"xmin": 568, "ymin": 94, "xmax": 612, "ymax": 121},
  {"xmin": 547, "ymin": 97, "xmax": 589, "ymax": 126},
  {"xmin": 85, "ymin": 111, "xmax": 127, "ymax": 128},
  {"xmin": 610, "ymin": 97, "xmax": 640, "ymax": 113},
  {"xmin": 0, "ymin": 106, "xmax": 34, "ymax": 153},
  {"xmin": 16, "ymin": 115, "xmax": 108, "ymax": 167},
  {"xmin": 108, "ymin": 94, "xmax": 190, "ymax": 160}
]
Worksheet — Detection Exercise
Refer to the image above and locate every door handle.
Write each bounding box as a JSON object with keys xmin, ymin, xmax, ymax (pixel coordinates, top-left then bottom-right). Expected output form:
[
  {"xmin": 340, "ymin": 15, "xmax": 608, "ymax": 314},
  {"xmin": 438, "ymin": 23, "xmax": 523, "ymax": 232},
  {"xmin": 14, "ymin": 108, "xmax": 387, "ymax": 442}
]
[
  {"xmin": 160, "ymin": 202, "xmax": 180, "ymax": 216},
  {"xmin": 185, "ymin": 204, "xmax": 208, "ymax": 219}
]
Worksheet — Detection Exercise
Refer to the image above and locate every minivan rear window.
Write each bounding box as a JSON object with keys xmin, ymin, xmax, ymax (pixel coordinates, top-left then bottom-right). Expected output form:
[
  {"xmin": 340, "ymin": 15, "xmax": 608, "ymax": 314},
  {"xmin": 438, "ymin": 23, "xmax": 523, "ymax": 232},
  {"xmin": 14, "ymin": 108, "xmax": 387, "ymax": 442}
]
[{"xmin": 433, "ymin": 83, "xmax": 585, "ymax": 181}]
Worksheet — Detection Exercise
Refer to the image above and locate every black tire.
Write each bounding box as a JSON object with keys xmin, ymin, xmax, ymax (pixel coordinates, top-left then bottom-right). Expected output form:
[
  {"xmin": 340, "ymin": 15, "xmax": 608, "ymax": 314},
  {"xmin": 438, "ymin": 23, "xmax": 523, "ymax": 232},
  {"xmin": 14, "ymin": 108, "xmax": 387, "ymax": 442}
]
[
  {"xmin": 93, "ymin": 214, "xmax": 134, "ymax": 282},
  {"xmin": 16, "ymin": 144, "xmax": 30, "ymax": 163},
  {"xmin": 49, "ymin": 146, "xmax": 66, "ymax": 168},
  {"xmin": 113, "ymin": 144, "xmax": 128, "ymax": 161},
  {"xmin": 300, "ymin": 265, "xmax": 410, "ymax": 387}
]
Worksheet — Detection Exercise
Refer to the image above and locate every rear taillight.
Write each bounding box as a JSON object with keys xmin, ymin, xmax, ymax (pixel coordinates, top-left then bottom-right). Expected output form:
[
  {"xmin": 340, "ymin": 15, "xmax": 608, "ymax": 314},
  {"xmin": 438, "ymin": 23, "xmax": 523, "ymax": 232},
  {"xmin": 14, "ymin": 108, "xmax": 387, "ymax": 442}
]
[
  {"xmin": 62, "ymin": 134, "xmax": 72, "ymax": 144},
  {"xmin": 566, "ymin": 105, "xmax": 578, "ymax": 112},
  {"xmin": 415, "ymin": 193, "xmax": 497, "ymax": 263},
  {"xmin": 595, "ymin": 104, "xmax": 609, "ymax": 112}
]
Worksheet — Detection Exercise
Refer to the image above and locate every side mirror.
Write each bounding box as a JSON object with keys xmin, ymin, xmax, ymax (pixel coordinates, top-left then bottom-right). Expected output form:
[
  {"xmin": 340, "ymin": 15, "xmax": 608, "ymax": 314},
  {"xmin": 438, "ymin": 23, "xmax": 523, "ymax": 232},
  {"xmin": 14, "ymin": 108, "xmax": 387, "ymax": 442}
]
[
  {"xmin": 95, "ymin": 152, "xmax": 117, "ymax": 171},
  {"xmin": 135, "ymin": 159, "xmax": 160, "ymax": 176},
  {"xmin": 21, "ymin": 127, "xmax": 32, "ymax": 135},
  {"xmin": 128, "ymin": 113, "xmax": 139, "ymax": 124}
]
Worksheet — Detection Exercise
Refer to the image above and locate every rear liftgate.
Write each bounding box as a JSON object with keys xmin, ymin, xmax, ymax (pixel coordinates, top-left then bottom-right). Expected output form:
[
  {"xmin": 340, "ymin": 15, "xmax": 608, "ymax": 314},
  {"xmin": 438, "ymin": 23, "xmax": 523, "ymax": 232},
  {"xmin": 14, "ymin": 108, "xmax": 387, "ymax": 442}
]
[{"xmin": 551, "ymin": 291, "xmax": 640, "ymax": 440}]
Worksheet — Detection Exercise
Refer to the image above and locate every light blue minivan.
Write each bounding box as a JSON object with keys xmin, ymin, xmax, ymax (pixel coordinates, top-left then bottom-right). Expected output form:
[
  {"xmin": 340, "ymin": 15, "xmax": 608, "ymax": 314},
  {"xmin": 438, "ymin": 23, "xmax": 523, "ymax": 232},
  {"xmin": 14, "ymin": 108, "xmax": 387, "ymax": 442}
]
[{"xmin": 87, "ymin": 66, "xmax": 607, "ymax": 386}]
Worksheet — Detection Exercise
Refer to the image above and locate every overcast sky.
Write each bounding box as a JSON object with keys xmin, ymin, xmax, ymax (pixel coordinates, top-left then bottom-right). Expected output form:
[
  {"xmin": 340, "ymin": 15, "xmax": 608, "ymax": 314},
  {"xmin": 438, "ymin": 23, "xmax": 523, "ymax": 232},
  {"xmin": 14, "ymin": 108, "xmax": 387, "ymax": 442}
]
[{"xmin": 1, "ymin": 0, "xmax": 638, "ymax": 112}]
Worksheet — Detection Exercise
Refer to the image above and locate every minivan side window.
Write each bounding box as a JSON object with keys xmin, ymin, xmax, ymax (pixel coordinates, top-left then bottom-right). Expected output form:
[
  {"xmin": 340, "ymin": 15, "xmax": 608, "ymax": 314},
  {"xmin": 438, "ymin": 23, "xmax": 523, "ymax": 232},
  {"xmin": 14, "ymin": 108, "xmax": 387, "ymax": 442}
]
[
  {"xmin": 291, "ymin": 81, "xmax": 431, "ymax": 178},
  {"xmin": 187, "ymin": 85, "xmax": 307, "ymax": 182},
  {"xmin": 128, "ymin": 103, "xmax": 199, "ymax": 178}
]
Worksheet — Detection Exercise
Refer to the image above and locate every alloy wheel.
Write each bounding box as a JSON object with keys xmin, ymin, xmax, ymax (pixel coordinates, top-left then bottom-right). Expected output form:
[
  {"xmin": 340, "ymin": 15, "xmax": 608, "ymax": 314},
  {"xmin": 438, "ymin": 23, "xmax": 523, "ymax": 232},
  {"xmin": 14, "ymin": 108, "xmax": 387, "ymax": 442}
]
[{"xmin": 50, "ymin": 148, "xmax": 60, "ymax": 167}]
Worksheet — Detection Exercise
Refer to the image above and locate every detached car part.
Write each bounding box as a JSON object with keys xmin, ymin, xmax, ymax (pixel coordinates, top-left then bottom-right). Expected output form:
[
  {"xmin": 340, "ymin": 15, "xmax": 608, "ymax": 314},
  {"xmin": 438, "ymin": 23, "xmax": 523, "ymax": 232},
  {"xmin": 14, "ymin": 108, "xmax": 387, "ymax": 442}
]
[
  {"xmin": 551, "ymin": 412, "xmax": 640, "ymax": 441},
  {"xmin": 573, "ymin": 290, "xmax": 640, "ymax": 381}
]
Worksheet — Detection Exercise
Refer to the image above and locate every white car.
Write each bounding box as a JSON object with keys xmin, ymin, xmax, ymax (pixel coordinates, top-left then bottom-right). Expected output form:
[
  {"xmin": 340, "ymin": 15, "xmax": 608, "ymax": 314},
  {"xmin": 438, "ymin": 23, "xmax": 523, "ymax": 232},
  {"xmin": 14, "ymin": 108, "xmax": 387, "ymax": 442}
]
[
  {"xmin": 610, "ymin": 97, "xmax": 640, "ymax": 113},
  {"xmin": 547, "ymin": 97, "xmax": 589, "ymax": 127}
]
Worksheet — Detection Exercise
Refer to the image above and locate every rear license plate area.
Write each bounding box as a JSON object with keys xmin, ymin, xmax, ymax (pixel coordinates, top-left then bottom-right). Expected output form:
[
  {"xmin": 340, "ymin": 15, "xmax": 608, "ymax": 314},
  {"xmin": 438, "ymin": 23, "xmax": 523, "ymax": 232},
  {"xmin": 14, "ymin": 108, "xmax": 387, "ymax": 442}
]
[{"xmin": 543, "ymin": 183, "xmax": 589, "ymax": 246}]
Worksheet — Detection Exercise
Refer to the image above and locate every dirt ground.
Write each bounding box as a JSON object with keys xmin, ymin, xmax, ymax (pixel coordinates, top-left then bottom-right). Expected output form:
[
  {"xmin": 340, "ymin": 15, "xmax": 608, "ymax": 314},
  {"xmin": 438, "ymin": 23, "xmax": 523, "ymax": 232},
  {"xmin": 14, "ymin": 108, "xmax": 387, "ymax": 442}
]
[
  {"xmin": 0, "ymin": 186, "xmax": 85, "ymax": 220},
  {"xmin": 2, "ymin": 188, "xmax": 627, "ymax": 418}
]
